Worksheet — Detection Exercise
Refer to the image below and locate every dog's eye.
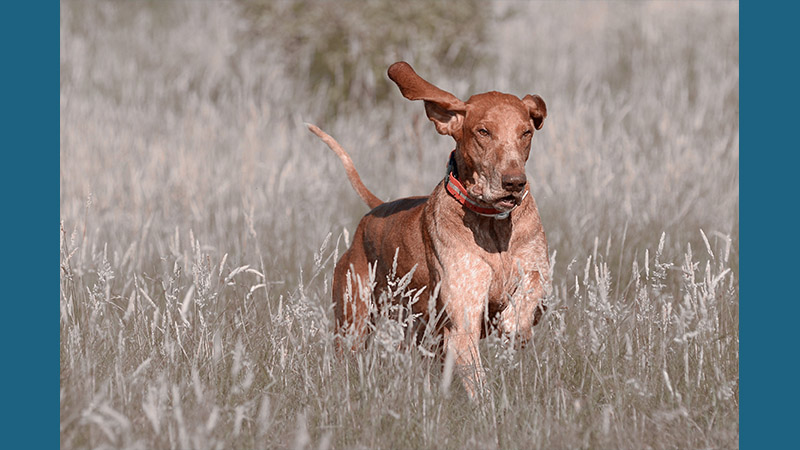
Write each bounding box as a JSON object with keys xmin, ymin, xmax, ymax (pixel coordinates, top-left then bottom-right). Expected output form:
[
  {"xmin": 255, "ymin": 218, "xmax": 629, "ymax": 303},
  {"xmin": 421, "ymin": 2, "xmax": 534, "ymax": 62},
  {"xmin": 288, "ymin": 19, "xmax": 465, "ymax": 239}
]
[
  {"xmin": 477, "ymin": 128, "xmax": 491, "ymax": 137},
  {"xmin": 522, "ymin": 130, "xmax": 533, "ymax": 138}
]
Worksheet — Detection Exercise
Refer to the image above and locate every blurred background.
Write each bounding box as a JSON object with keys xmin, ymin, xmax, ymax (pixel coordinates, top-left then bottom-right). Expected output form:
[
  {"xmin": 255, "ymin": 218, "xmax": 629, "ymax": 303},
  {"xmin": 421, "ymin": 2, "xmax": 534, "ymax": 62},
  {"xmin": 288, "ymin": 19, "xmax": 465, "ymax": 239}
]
[
  {"xmin": 60, "ymin": 1, "xmax": 738, "ymax": 448},
  {"xmin": 60, "ymin": 0, "xmax": 738, "ymax": 283}
]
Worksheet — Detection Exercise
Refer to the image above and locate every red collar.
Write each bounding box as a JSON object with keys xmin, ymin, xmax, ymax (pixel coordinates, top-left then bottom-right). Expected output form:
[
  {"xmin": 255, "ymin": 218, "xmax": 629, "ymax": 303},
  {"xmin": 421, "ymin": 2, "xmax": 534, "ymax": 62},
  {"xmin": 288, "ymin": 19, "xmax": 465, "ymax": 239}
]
[{"xmin": 444, "ymin": 151, "xmax": 527, "ymax": 220}]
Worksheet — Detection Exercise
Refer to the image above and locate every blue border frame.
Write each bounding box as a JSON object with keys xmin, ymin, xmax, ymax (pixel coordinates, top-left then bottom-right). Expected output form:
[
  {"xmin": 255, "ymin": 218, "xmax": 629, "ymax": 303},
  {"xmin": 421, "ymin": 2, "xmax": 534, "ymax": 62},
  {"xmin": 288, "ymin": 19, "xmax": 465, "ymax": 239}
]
[
  {"xmin": 1, "ymin": 1, "xmax": 789, "ymax": 447},
  {"xmin": 741, "ymin": 2, "xmax": 797, "ymax": 448},
  {"xmin": 3, "ymin": 2, "xmax": 59, "ymax": 447}
]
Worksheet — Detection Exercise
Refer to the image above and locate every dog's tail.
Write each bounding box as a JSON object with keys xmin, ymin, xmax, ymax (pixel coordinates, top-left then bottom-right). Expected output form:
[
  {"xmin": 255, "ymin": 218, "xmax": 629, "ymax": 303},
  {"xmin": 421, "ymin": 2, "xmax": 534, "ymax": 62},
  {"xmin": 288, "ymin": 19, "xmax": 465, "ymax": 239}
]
[{"xmin": 306, "ymin": 123, "xmax": 383, "ymax": 209}]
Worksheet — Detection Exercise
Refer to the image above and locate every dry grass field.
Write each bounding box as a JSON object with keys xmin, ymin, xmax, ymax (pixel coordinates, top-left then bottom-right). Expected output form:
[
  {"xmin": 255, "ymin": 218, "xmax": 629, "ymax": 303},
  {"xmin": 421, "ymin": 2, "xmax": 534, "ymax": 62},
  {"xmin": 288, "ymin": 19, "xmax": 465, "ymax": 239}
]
[{"xmin": 60, "ymin": 1, "xmax": 739, "ymax": 448}]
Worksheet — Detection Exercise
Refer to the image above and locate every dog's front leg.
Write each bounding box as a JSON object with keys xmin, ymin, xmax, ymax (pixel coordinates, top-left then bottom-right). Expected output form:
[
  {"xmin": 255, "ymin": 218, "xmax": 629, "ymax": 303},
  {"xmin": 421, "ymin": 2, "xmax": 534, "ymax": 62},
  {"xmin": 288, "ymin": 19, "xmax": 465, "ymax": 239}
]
[
  {"xmin": 443, "ymin": 304, "xmax": 485, "ymax": 399},
  {"xmin": 434, "ymin": 237, "xmax": 494, "ymax": 399},
  {"xmin": 498, "ymin": 264, "xmax": 549, "ymax": 346}
]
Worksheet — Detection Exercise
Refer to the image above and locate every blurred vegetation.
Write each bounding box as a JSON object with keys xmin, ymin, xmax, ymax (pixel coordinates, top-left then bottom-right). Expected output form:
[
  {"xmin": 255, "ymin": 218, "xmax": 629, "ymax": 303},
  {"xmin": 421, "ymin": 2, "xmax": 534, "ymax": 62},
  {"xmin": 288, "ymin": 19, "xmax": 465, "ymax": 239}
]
[
  {"xmin": 238, "ymin": 0, "xmax": 492, "ymax": 116},
  {"xmin": 62, "ymin": 0, "xmax": 493, "ymax": 119}
]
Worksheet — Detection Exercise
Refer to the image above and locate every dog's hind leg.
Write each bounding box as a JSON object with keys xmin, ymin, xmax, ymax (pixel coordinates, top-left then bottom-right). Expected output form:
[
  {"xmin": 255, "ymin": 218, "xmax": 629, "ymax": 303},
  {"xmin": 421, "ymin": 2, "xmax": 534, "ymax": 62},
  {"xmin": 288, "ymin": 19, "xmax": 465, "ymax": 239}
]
[{"xmin": 331, "ymin": 247, "xmax": 374, "ymax": 352}]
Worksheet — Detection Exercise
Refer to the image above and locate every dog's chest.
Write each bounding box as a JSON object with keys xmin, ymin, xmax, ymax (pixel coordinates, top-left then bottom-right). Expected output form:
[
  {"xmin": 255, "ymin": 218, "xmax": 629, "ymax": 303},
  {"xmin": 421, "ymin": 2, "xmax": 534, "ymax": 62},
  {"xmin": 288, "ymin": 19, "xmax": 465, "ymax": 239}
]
[
  {"xmin": 427, "ymin": 187, "xmax": 548, "ymax": 304},
  {"xmin": 438, "ymin": 226, "xmax": 546, "ymax": 304},
  {"xmin": 485, "ymin": 241, "xmax": 544, "ymax": 304}
]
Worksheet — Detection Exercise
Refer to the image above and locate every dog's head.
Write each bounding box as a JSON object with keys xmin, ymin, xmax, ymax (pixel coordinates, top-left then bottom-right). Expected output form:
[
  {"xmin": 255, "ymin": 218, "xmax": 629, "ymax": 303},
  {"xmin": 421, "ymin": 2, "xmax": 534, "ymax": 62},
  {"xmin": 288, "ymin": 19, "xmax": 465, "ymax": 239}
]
[{"xmin": 388, "ymin": 61, "xmax": 546, "ymax": 212}]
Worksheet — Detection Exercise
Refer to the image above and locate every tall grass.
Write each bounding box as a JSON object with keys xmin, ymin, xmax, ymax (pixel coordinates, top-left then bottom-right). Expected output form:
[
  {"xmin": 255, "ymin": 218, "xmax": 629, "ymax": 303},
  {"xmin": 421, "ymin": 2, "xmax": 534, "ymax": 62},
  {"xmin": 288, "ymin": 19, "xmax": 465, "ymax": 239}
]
[{"xmin": 60, "ymin": 1, "xmax": 738, "ymax": 448}]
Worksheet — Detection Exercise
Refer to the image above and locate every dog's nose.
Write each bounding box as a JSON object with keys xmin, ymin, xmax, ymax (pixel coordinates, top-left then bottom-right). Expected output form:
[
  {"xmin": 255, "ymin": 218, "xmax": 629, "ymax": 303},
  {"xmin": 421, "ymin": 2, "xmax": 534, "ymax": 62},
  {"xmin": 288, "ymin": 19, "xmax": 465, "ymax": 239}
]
[{"xmin": 502, "ymin": 172, "xmax": 527, "ymax": 193}]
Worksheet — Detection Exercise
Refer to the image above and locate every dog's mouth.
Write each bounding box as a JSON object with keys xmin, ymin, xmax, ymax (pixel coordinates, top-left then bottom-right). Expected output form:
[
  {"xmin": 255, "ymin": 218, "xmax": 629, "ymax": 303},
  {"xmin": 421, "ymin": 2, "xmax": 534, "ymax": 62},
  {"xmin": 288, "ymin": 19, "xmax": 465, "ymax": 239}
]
[{"xmin": 494, "ymin": 194, "xmax": 519, "ymax": 211}]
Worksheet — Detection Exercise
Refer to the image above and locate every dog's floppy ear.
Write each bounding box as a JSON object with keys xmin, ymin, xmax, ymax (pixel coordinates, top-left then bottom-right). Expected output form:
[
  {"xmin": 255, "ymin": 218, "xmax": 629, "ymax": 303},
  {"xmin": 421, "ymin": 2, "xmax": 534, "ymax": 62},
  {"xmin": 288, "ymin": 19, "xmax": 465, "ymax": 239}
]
[
  {"xmin": 388, "ymin": 61, "xmax": 466, "ymax": 137},
  {"xmin": 522, "ymin": 94, "xmax": 547, "ymax": 130}
]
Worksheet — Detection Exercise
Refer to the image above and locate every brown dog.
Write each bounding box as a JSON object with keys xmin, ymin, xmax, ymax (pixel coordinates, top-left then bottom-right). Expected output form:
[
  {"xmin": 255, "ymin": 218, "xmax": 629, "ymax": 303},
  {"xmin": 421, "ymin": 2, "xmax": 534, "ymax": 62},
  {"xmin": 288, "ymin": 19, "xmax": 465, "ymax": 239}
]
[{"xmin": 307, "ymin": 61, "xmax": 549, "ymax": 398}]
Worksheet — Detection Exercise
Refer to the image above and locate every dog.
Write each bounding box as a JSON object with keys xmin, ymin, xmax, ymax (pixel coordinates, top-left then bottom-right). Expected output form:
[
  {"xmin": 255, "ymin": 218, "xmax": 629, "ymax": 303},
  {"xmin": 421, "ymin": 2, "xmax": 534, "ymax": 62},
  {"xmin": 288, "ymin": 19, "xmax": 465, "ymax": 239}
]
[{"xmin": 307, "ymin": 61, "xmax": 549, "ymax": 398}]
